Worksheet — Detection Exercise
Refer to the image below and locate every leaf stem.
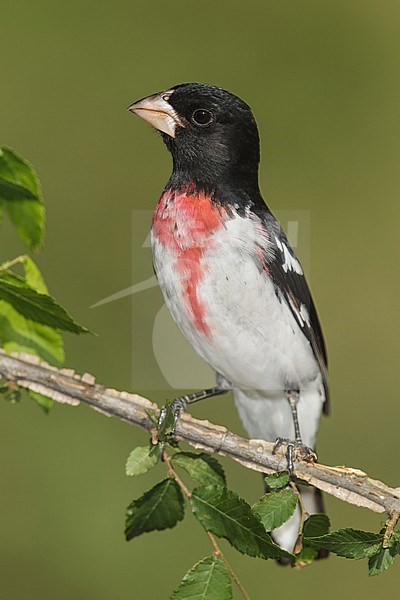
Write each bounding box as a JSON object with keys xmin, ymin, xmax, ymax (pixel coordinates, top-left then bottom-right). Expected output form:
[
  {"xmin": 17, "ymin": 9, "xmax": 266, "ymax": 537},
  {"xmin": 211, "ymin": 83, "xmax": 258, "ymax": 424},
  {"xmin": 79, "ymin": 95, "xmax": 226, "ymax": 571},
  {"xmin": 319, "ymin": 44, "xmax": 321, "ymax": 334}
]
[
  {"xmin": 163, "ymin": 452, "xmax": 192, "ymax": 498},
  {"xmin": 383, "ymin": 510, "xmax": 399, "ymax": 548},
  {"xmin": 0, "ymin": 255, "xmax": 26, "ymax": 272},
  {"xmin": 206, "ymin": 531, "xmax": 251, "ymax": 600},
  {"xmin": 164, "ymin": 451, "xmax": 251, "ymax": 600}
]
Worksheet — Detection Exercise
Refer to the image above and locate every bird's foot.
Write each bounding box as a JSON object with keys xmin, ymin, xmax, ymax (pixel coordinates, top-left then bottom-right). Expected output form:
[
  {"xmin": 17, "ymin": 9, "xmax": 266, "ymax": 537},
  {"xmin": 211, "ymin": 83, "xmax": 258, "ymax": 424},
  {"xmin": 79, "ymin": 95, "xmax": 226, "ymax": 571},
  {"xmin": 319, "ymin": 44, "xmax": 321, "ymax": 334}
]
[
  {"xmin": 170, "ymin": 395, "xmax": 188, "ymax": 432},
  {"xmin": 273, "ymin": 437, "xmax": 317, "ymax": 476},
  {"xmin": 157, "ymin": 396, "xmax": 189, "ymax": 459},
  {"xmin": 157, "ymin": 387, "xmax": 228, "ymax": 459}
]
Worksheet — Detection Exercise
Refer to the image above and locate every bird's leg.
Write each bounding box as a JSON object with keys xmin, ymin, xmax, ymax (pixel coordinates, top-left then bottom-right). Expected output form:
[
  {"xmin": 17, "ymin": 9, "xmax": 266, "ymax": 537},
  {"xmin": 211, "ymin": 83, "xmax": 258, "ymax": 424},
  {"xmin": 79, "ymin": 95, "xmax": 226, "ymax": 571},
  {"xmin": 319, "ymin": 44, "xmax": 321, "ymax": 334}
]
[
  {"xmin": 171, "ymin": 386, "xmax": 229, "ymax": 419},
  {"xmin": 273, "ymin": 390, "xmax": 317, "ymax": 475},
  {"xmin": 287, "ymin": 390, "xmax": 302, "ymax": 444},
  {"xmin": 158, "ymin": 386, "xmax": 230, "ymax": 457},
  {"xmin": 171, "ymin": 372, "xmax": 232, "ymax": 426}
]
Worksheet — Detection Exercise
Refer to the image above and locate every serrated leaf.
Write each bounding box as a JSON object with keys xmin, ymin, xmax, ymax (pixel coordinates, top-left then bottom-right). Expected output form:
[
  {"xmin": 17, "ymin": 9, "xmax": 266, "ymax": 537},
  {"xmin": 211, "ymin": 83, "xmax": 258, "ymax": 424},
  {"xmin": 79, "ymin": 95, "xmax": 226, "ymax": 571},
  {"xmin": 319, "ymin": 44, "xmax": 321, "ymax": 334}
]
[
  {"xmin": 264, "ymin": 471, "xmax": 290, "ymax": 490},
  {"xmin": 0, "ymin": 147, "xmax": 45, "ymax": 250},
  {"xmin": 191, "ymin": 485, "xmax": 291, "ymax": 560},
  {"xmin": 293, "ymin": 513, "xmax": 331, "ymax": 566},
  {"xmin": 172, "ymin": 452, "xmax": 226, "ymax": 488},
  {"xmin": 0, "ymin": 273, "xmax": 88, "ymax": 333},
  {"xmin": 303, "ymin": 513, "xmax": 330, "ymax": 538},
  {"xmin": 125, "ymin": 478, "xmax": 184, "ymax": 540},
  {"xmin": 307, "ymin": 528, "xmax": 383, "ymax": 559},
  {"xmin": 171, "ymin": 556, "xmax": 232, "ymax": 600},
  {"xmin": 368, "ymin": 546, "xmax": 397, "ymax": 576},
  {"xmin": 252, "ymin": 488, "xmax": 297, "ymax": 531},
  {"xmin": 125, "ymin": 445, "xmax": 160, "ymax": 476}
]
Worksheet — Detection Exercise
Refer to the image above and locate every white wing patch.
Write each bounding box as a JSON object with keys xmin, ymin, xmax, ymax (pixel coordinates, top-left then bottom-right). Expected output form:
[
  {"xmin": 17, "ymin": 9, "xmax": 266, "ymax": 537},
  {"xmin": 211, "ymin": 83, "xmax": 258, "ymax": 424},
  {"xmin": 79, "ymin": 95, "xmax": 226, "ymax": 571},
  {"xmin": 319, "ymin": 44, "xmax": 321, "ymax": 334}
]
[
  {"xmin": 287, "ymin": 296, "xmax": 311, "ymax": 328},
  {"xmin": 275, "ymin": 237, "xmax": 303, "ymax": 275},
  {"xmin": 299, "ymin": 303, "xmax": 311, "ymax": 326}
]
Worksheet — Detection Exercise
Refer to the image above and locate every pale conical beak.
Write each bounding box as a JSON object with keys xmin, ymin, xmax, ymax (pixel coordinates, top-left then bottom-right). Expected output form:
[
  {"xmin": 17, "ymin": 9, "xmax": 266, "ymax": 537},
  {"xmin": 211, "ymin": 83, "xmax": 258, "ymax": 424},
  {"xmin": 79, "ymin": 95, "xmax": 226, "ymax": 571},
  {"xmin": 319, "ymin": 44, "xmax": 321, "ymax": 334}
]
[{"xmin": 127, "ymin": 90, "xmax": 183, "ymax": 138}]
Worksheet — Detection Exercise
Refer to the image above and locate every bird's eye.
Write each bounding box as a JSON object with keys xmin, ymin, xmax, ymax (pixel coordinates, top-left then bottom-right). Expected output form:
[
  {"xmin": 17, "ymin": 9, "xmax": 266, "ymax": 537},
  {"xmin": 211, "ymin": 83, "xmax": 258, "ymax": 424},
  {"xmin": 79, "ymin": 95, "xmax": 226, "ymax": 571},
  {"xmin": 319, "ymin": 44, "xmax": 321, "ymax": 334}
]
[{"xmin": 191, "ymin": 109, "xmax": 213, "ymax": 127}]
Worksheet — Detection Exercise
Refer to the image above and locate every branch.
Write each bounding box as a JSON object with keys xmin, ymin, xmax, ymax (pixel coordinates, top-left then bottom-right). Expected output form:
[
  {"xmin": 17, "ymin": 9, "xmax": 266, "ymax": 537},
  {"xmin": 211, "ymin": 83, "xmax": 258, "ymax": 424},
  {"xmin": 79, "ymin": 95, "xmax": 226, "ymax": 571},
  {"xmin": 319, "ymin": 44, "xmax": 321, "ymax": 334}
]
[{"xmin": 1, "ymin": 349, "xmax": 399, "ymax": 515}]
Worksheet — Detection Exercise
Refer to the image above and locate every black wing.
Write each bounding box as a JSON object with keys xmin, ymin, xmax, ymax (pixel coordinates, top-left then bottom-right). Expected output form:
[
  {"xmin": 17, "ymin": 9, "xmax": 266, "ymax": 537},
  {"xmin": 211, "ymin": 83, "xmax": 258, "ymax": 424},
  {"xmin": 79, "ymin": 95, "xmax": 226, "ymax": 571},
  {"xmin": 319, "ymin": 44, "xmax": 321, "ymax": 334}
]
[{"xmin": 257, "ymin": 209, "xmax": 329, "ymax": 414}]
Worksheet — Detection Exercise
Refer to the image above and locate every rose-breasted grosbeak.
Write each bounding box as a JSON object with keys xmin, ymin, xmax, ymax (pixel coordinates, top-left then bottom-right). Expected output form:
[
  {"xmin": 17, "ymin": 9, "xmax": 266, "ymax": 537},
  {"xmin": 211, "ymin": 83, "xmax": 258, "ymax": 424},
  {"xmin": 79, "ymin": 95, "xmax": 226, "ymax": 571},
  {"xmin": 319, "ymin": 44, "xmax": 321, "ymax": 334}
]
[{"xmin": 128, "ymin": 83, "xmax": 329, "ymax": 555}]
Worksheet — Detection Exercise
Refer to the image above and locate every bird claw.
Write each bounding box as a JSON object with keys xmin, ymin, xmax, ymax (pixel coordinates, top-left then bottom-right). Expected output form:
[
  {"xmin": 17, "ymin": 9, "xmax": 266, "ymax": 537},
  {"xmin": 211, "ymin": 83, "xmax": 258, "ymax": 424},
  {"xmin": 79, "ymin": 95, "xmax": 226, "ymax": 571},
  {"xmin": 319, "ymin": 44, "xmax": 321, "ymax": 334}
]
[
  {"xmin": 273, "ymin": 437, "xmax": 317, "ymax": 476},
  {"xmin": 158, "ymin": 396, "xmax": 188, "ymax": 459},
  {"xmin": 157, "ymin": 387, "xmax": 229, "ymax": 459},
  {"xmin": 171, "ymin": 396, "xmax": 188, "ymax": 420}
]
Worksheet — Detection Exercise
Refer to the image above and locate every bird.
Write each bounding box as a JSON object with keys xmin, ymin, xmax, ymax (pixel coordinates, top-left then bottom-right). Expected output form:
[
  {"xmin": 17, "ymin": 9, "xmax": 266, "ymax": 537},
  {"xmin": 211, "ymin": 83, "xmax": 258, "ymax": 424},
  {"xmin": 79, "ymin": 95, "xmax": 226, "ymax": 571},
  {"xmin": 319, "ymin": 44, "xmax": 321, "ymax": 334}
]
[{"xmin": 128, "ymin": 83, "xmax": 329, "ymax": 556}]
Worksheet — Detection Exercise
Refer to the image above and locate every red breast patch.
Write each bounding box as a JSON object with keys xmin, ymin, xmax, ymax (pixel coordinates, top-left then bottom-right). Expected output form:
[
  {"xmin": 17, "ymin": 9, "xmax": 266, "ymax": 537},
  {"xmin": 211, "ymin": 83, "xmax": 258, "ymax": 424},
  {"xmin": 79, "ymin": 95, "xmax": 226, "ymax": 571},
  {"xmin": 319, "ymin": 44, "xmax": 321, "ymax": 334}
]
[{"xmin": 152, "ymin": 187, "xmax": 225, "ymax": 338}]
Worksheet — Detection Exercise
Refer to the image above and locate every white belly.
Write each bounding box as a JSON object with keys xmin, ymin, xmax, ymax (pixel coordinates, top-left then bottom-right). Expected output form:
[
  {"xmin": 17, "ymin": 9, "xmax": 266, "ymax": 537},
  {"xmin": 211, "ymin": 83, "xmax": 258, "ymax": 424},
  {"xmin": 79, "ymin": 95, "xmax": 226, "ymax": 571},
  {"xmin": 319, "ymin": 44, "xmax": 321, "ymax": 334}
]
[{"xmin": 151, "ymin": 213, "xmax": 319, "ymax": 394}]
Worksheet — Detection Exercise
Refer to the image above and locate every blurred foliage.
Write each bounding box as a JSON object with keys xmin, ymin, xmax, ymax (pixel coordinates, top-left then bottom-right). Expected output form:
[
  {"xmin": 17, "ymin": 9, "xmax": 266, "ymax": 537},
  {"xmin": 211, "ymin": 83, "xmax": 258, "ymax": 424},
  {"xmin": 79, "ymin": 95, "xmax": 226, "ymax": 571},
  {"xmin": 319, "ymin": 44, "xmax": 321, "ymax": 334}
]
[
  {"xmin": 0, "ymin": 147, "xmax": 88, "ymax": 410},
  {"xmin": 0, "ymin": 147, "xmax": 45, "ymax": 250}
]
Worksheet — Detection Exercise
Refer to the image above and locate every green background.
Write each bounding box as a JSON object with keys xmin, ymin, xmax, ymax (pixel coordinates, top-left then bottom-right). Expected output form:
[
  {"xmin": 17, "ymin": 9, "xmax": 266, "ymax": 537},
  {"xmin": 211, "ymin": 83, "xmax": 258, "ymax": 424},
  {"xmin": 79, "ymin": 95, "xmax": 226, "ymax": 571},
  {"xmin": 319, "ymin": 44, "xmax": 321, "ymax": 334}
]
[{"xmin": 1, "ymin": 1, "xmax": 400, "ymax": 598}]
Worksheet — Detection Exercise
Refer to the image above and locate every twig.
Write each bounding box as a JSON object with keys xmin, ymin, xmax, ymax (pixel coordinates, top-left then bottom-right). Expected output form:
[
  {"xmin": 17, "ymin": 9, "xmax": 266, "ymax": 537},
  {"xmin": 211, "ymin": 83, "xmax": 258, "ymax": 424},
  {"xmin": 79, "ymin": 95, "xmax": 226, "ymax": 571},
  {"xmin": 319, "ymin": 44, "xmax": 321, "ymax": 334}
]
[
  {"xmin": 383, "ymin": 511, "xmax": 400, "ymax": 548},
  {"xmin": 164, "ymin": 451, "xmax": 250, "ymax": 600},
  {"xmin": 206, "ymin": 531, "xmax": 251, "ymax": 600},
  {"xmin": 163, "ymin": 452, "xmax": 192, "ymax": 498},
  {"xmin": 1, "ymin": 349, "xmax": 400, "ymax": 515}
]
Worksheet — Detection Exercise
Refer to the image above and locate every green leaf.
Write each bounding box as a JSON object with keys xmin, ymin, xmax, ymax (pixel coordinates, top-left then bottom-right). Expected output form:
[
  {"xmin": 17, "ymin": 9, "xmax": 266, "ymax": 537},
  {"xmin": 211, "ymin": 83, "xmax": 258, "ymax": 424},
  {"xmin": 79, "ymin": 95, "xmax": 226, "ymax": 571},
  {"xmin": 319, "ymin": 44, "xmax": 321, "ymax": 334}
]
[
  {"xmin": 0, "ymin": 300, "xmax": 65, "ymax": 365},
  {"xmin": 172, "ymin": 452, "xmax": 226, "ymax": 488},
  {"xmin": 191, "ymin": 485, "xmax": 291, "ymax": 560},
  {"xmin": 264, "ymin": 471, "xmax": 290, "ymax": 490},
  {"xmin": 171, "ymin": 556, "xmax": 232, "ymax": 600},
  {"xmin": 252, "ymin": 488, "xmax": 297, "ymax": 531},
  {"xmin": 0, "ymin": 273, "xmax": 88, "ymax": 333},
  {"xmin": 303, "ymin": 513, "xmax": 331, "ymax": 538},
  {"xmin": 125, "ymin": 445, "xmax": 160, "ymax": 477},
  {"xmin": 307, "ymin": 528, "xmax": 383, "ymax": 559},
  {"xmin": 293, "ymin": 513, "xmax": 331, "ymax": 567},
  {"xmin": 23, "ymin": 256, "xmax": 48, "ymax": 294},
  {"xmin": 0, "ymin": 257, "xmax": 64, "ymax": 370},
  {"xmin": 294, "ymin": 544, "xmax": 320, "ymax": 567},
  {"xmin": 125, "ymin": 478, "xmax": 184, "ymax": 541},
  {"xmin": 0, "ymin": 147, "xmax": 45, "ymax": 250},
  {"xmin": 6, "ymin": 201, "xmax": 45, "ymax": 250},
  {"xmin": 368, "ymin": 545, "xmax": 397, "ymax": 576},
  {"xmin": 0, "ymin": 147, "xmax": 41, "ymax": 201}
]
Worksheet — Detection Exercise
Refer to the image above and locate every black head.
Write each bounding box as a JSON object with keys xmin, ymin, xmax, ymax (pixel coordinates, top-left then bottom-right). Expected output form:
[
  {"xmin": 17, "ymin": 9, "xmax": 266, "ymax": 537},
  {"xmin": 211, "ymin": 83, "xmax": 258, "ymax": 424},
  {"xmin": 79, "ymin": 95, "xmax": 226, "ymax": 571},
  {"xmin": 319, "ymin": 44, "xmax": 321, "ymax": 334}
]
[{"xmin": 129, "ymin": 83, "xmax": 261, "ymax": 198}]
